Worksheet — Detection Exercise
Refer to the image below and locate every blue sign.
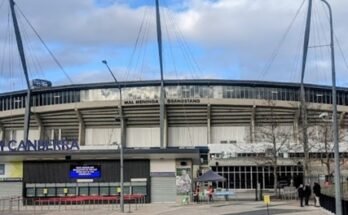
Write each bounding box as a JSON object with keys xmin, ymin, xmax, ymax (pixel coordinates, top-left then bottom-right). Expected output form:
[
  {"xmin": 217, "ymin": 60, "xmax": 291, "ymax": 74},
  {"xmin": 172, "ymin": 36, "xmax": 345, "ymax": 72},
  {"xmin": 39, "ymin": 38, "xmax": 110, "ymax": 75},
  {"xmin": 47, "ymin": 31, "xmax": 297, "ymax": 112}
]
[
  {"xmin": 0, "ymin": 140, "xmax": 80, "ymax": 152},
  {"xmin": 70, "ymin": 165, "xmax": 101, "ymax": 179}
]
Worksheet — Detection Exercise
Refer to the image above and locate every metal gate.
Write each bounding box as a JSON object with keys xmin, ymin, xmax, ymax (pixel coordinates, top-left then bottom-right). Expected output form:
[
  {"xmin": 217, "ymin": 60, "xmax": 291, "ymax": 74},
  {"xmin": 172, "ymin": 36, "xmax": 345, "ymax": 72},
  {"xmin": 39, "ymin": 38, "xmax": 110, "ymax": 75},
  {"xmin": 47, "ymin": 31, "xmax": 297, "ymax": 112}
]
[
  {"xmin": 151, "ymin": 177, "xmax": 176, "ymax": 203},
  {"xmin": 0, "ymin": 182, "xmax": 22, "ymax": 198}
]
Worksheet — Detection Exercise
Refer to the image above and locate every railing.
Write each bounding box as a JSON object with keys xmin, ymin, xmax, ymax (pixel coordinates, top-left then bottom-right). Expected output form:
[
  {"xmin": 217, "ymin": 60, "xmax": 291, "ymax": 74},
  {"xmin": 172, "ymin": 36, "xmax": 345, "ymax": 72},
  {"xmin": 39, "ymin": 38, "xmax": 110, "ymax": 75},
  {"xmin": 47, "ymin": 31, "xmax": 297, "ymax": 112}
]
[
  {"xmin": 320, "ymin": 194, "xmax": 348, "ymax": 215},
  {"xmin": 0, "ymin": 194, "xmax": 146, "ymax": 213}
]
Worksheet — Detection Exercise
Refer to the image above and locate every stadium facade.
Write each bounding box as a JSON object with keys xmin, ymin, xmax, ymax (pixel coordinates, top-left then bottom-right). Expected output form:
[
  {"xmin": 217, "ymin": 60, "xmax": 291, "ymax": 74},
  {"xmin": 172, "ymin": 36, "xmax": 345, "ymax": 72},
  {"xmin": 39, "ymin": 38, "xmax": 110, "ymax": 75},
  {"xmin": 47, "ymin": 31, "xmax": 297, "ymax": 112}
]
[{"xmin": 0, "ymin": 79, "xmax": 348, "ymax": 202}]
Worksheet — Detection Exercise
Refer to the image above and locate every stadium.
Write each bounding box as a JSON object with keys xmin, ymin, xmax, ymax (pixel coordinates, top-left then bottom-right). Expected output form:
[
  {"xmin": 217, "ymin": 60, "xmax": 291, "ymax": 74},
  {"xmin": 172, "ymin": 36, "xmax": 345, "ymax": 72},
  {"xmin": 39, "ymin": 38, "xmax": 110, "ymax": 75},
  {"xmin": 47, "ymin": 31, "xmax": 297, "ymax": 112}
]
[{"xmin": 1, "ymin": 79, "xmax": 348, "ymax": 202}]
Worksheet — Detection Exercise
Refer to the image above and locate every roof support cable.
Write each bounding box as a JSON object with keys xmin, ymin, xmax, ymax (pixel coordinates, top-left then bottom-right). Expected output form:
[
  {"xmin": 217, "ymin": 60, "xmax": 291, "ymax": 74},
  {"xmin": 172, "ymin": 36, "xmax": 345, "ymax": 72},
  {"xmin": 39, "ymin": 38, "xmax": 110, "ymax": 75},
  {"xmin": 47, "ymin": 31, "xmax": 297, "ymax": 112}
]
[
  {"xmin": 15, "ymin": 4, "xmax": 73, "ymax": 84},
  {"xmin": 313, "ymin": 2, "xmax": 329, "ymax": 84},
  {"xmin": 125, "ymin": 7, "xmax": 149, "ymax": 81},
  {"xmin": 259, "ymin": 0, "xmax": 306, "ymax": 81},
  {"xmin": 17, "ymin": 13, "xmax": 44, "ymax": 80},
  {"xmin": 162, "ymin": 0, "xmax": 201, "ymax": 79},
  {"xmin": 318, "ymin": 2, "xmax": 348, "ymax": 82}
]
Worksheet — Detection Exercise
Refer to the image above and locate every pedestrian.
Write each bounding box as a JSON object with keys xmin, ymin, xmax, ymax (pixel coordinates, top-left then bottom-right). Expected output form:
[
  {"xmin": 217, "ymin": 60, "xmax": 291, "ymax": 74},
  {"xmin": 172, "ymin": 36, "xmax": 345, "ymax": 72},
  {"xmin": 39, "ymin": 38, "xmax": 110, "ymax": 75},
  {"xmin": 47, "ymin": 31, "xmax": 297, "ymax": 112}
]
[
  {"xmin": 313, "ymin": 182, "xmax": 321, "ymax": 207},
  {"xmin": 304, "ymin": 183, "xmax": 311, "ymax": 206},
  {"xmin": 207, "ymin": 185, "xmax": 214, "ymax": 202},
  {"xmin": 193, "ymin": 185, "xmax": 200, "ymax": 203},
  {"xmin": 298, "ymin": 184, "xmax": 305, "ymax": 207}
]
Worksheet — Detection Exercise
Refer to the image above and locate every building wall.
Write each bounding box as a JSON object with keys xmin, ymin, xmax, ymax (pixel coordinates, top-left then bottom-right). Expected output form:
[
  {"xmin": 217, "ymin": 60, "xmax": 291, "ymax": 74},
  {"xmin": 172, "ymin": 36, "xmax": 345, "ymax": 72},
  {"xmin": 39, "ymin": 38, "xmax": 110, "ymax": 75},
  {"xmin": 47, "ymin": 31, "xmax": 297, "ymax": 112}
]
[
  {"xmin": 0, "ymin": 161, "xmax": 23, "ymax": 181},
  {"xmin": 150, "ymin": 160, "xmax": 176, "ymax": 173},
  {"xmin": 11, "ymin": 129, "xmax": 39, "ymax": 141},
  {"xmin": 168, "ymin": 127, "xmax": 207, "ymax": 147},
  {"xmin": 23, "ymin": 160, "xmax": 150, "ymax": 183},
  {"xmin": 126, "ymin": 127, "xmax": 160, "ymax": 148},
  {"xmin": 211, "ymin": 126, "xmax": 249, "ymax": 144},
  {"xmin": 85, "ymin": 128, "xmax": 120, "ymax": 146}
]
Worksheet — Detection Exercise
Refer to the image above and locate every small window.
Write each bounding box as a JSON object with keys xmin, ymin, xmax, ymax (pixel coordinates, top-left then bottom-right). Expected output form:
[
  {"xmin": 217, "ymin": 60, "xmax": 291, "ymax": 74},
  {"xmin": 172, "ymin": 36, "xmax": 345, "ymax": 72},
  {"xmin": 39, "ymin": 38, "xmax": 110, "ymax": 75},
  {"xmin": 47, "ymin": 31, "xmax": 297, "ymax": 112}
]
[{"xmin": 0, "ymin": 164, "xmax": 4, "ymax": 175}]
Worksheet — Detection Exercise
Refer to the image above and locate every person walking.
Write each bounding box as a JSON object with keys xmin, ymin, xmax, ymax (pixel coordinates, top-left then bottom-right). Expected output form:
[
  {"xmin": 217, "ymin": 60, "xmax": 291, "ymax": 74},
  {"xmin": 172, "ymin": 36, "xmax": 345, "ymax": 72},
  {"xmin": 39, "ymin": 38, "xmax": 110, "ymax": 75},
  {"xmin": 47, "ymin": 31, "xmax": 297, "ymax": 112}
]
[
  {"xmin": 298, "ymin": 184, "xmax": 305, "ymax": 207},
  {"xmin": 193, "ymin": 185, "xmax": 200, "ymax": 203},
  {"xmin": 207, "ymin": 185, "xmax": 214, "ymax": 202},
  {"xmin": 313, "ymin": 182, "xmax": 321, "ymax": 207},
  {"xmin": 304, "ymin": 183, "xmax": 311, "ymax": 206}
]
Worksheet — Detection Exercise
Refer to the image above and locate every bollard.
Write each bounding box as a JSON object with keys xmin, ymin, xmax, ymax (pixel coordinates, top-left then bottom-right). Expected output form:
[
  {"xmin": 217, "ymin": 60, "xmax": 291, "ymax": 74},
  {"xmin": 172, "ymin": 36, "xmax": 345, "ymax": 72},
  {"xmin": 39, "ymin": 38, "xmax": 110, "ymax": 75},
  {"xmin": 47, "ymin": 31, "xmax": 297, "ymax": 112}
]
[
  {"xmin": 33, "ymin": 198, "xmax": 36, "ymax": 214},
  {"xmin": 17, "ymin": 197, "xmax": 20, "ymax": 211},
  {"xmin": 9, "ymin": 198, "xmax": 13, "ymax": 212},
  {"xmin": 39, "ymin": 198, "xmax": 43, "ymax": 211}
]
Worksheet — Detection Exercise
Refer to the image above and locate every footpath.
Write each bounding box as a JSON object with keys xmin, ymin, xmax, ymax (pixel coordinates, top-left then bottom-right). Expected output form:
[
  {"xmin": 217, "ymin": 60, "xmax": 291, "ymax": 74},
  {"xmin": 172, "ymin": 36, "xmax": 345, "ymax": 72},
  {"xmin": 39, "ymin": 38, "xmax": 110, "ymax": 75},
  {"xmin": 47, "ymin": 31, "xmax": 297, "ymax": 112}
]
[{"xmin": 6, "ymin": 200, "xmax": 327, "ymax": 215}]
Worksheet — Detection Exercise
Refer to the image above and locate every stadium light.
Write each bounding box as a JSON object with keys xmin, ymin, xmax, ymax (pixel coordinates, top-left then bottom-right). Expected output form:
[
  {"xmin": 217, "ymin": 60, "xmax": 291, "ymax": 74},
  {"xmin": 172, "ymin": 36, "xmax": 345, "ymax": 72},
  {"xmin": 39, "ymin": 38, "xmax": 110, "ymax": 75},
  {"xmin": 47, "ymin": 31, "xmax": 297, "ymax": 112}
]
[
  {"xmin": 319, "ymin": 1, "xmax": 342, "ymax": 214},
  {"xmin": 102, "ymin": 60, "xmax": 124, "ymax": 213}
]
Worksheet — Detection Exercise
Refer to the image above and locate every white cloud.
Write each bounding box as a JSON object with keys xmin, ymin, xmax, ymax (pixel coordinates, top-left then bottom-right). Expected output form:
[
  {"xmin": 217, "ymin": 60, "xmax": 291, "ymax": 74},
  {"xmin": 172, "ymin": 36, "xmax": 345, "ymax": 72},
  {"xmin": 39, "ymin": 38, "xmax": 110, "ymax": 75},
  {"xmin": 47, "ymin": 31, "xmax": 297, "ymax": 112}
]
[{"xmin": 0, "ymin": 0, "xmax": 347, "ymax": 92}]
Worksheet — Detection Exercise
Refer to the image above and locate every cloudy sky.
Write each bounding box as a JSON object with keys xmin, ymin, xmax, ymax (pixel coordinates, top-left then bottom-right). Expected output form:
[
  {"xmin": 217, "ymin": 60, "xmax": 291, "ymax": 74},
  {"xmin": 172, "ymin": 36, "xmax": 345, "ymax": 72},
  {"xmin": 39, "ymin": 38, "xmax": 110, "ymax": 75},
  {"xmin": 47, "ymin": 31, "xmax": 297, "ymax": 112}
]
[{"xmin": 0, "ymin": 0, "xmax": 347, "ymax": 92}]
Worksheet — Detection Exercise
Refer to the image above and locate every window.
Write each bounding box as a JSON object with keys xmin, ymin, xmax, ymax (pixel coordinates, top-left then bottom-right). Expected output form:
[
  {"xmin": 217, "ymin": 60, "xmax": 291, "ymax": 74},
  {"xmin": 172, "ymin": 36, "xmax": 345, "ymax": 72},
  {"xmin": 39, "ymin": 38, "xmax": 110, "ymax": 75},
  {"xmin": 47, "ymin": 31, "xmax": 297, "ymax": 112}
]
[{"xmin": 0, "ymin": 164, "xmax": 4, "ymax": 175}]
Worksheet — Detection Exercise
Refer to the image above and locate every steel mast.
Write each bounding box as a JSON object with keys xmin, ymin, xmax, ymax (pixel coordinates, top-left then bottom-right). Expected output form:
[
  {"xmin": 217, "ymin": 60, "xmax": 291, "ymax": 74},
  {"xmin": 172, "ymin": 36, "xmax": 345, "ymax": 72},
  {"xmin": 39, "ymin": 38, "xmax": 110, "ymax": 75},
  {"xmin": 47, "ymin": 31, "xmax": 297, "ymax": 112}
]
[
  {"xmin": 155, "ymin": 0, "xmax": 165, "ymax": 148},
  {"xmin": 9, "ymin": 0, "xmax": 31, "ymax": 142},
  {"xmin": 299, "ymin": 0, "xmax": 312, "ymax": 179}
]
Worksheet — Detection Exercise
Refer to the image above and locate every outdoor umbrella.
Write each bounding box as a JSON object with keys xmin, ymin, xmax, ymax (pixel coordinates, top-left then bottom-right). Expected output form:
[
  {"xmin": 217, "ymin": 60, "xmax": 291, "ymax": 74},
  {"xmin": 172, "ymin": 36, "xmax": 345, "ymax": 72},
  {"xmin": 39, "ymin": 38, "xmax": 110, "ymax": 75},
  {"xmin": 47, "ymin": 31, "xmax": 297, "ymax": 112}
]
[{"xmin": 196, "ymin": 170, "xmax": 225, "ymax": 182}]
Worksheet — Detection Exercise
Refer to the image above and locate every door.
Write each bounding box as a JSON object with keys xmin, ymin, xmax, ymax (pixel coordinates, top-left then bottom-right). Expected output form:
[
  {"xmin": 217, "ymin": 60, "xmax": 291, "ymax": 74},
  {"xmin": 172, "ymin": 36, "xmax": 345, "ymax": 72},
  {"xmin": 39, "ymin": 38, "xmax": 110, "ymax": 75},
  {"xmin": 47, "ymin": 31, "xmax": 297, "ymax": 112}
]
[
  {"xmin": 151, "ymin": 177, "xmax": 176, "ymax": 203},
  {"xmin": 0, "ymin": 182, "xmax": 22, "ymax": 197}
]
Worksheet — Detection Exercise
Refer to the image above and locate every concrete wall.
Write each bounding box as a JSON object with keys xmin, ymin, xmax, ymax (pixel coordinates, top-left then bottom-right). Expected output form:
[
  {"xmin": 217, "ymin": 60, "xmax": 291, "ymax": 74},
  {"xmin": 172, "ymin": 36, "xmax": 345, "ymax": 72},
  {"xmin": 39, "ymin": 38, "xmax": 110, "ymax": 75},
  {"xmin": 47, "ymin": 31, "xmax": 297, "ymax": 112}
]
[
  {"xmin": 211, "ymin": 126, "xmax": 248, "ymax": 144},
  {"xmin": 14, "ymin": 129, "xmax": 39, "ymax": 141},
  {"xmin": 150, "ymin": 160, "xmax": 176, "ymax": 173},
  {"xmin": 85, "ymin": 128, "xmax": 120, "ymax": 145},
  {"xmin": 126, "ymin": 127, "xmax": 160, "ymax": 147},
  {"xmin": 168, "ymin": 127, "xmax": 207, "ymax": 147}
]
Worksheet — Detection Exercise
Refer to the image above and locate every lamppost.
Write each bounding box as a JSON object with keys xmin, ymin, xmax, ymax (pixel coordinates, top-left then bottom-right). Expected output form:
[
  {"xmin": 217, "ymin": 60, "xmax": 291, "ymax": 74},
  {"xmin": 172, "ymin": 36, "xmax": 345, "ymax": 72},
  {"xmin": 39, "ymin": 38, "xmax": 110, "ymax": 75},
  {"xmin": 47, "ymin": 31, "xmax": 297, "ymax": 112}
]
[
  {"xmin": 102, "ymin": 60, "xmax": 125, "ymax": 213},
  {"xmin": 318, "ymin": 1, "xmax": 342, "ymax": 214}
]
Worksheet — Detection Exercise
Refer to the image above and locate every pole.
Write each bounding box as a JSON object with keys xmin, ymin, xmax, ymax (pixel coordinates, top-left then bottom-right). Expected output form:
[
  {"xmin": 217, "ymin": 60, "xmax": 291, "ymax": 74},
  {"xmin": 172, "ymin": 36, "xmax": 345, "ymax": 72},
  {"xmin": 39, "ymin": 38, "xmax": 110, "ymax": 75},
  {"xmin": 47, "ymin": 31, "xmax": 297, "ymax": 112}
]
[
  {"xmin": 299, "ymin": 0, "xmax": 312, "ymax": 180},
  {"xmin": 320, "ymin": 1, "xmax": 342, "ymax": 214},
  {"xmin": 9, "ymin": 0, "xmax": 31, "ymax": 142},
  {"xmin": 102, "ymin": 60, "xmax": 124, "ymax": 213},
  {"xmin": 155, "ymin": 0, "xmax": 165, "ymax": 148}
]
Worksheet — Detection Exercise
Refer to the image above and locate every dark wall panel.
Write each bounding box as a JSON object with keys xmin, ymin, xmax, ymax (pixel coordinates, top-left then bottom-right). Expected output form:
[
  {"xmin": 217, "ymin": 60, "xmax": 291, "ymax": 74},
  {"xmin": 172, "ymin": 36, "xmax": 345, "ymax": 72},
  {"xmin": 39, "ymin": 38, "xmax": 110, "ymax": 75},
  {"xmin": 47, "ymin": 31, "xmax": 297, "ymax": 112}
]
[{"xmin": 23, "ymin": 160, "xmax": 150, "ymax": 183}]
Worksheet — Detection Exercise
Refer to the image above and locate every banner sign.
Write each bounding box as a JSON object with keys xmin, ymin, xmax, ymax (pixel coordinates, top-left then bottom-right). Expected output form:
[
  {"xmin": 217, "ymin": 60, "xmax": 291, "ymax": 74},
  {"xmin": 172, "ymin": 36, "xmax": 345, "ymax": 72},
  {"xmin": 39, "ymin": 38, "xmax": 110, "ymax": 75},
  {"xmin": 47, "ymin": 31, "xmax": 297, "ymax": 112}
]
[
  {"xmin": 0, "ymin": 140, "xmax": 80, "ymax": 152},
  {"xmin": 70, "ymin": 165, "xmax": 101, "ymax": 179},
  {"xmin": 124, "ymin": 98, "xmax": 201, "ymax": 105}
]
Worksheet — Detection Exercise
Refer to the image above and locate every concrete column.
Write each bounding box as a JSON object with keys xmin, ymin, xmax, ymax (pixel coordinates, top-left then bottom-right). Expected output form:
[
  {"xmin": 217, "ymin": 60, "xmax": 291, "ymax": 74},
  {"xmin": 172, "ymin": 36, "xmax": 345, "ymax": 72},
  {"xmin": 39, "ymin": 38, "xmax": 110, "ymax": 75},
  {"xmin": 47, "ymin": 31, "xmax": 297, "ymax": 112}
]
[
  {"xmin": 33, "ymin": 113, "xmax": 44, "ymax": 140},
  {"xmin": 293, "ymin": 109, "xmax": 300, "ymax": 144},
  {"xmin": 75, "ymin": 109, "xmax": 85, "ymax": 146},
  {"xmin": 207, "ymin": 104, "xmax": 211, "ymax": 144},
  {"xmin": 250, "ymin": 105, "xmax": 256, "ymax": 143},
  {"xmin": 250, "ymin": 166, "xmax": 253, "ymax": 189},
  {"xmin": 262, "ymin": 166, "xmax": 265, "ymax": 189},
  {"xmin": 119, "ymin": 105, "xmax": 126, "ymax": 148},
  {"xmin": 339, "ymin": 112, "xmax": 346, "ymax": 128},
  {"xmin": 164, "ymin": 109, "xmax": 168, "ymax": 148},
  {"xmin": 50, "ymin": 129, "xmax": 54, "ymax": 140},
  {"xmin": 0, "ymin": 123, "xmax": 4, "ymax": 141}
]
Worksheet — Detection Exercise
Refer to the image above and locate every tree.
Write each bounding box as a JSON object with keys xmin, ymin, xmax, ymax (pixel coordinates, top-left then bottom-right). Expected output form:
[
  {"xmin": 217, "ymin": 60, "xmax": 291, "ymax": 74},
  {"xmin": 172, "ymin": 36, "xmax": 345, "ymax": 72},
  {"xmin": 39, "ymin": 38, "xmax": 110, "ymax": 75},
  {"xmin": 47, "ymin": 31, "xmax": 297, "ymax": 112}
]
[
  {"xmin": 308, "ymin": 122, "xmax": 347, "ymax": 176},
  {"xmin": 254, "ymin": 101, "xmax": 293, "ymax": 193}
]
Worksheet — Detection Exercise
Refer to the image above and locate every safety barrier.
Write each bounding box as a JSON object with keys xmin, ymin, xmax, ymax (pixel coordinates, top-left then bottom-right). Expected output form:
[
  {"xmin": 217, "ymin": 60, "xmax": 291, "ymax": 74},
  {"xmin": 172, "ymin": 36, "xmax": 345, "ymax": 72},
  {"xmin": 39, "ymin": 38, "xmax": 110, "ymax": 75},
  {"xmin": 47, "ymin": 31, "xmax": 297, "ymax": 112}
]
[
  {"xmin": 320, "ymin": 194, "xmax": 348, "ymax": 215},
  {"xmin": 0, "ymin": 194, "xmax": 146, "ymax": 214}
]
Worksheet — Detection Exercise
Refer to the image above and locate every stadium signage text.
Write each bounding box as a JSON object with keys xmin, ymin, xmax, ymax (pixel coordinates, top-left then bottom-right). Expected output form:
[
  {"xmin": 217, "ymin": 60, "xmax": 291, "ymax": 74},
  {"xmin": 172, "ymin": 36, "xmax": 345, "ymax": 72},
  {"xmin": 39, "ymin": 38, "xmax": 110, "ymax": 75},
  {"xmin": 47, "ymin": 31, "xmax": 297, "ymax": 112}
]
[
  {"xmin": 0, "ymin": 140, "xmax": 80, "ymax": 152},
  {"xmin": 124, "ymin": 99, "xmax": 201, "ymax": 105}
]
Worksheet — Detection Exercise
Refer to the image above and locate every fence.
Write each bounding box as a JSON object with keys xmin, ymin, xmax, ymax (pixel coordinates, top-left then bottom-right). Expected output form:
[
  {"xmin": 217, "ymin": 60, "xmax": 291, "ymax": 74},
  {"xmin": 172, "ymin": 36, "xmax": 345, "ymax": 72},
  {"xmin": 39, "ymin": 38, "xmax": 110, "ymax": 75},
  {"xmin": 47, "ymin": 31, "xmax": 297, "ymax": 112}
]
[
  {"xmin": 0, "ymin": 194, "xmax": 146, "ymax": 214},
  {"xmin": 320, "ymin": 194, "xmax": 348, "ymax": 215}
]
